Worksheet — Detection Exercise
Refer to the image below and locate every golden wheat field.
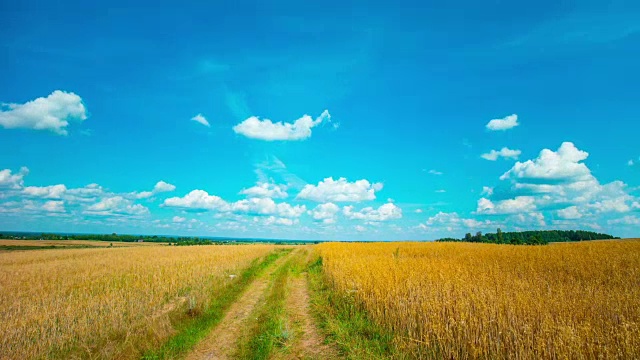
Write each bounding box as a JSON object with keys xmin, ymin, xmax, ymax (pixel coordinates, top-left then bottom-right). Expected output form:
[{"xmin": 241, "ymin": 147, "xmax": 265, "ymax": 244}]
[
  {"xmin": 0, "ymin": 244, "xmax": 276, "ymax": 359},
  {"xmin": 317, "ymin": 240, "xmax": 640, "ymax": 359},
  {"xmin": 0, "ymin": 239, "xmax": 157, "ymax": 248}
]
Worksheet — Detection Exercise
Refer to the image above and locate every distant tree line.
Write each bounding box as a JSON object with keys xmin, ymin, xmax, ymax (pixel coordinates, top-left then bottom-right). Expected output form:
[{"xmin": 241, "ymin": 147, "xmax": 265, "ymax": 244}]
[
  {"xmin": 0, "ymin": 232, "xmax": 321, "ymax": 245},
  {"xmin": 436, "ymin": 229, "xmax": 619, "ymax": 246},
  {"xmin": 0, "ymin": 232, "xmax": 185, "ymax": 243}
]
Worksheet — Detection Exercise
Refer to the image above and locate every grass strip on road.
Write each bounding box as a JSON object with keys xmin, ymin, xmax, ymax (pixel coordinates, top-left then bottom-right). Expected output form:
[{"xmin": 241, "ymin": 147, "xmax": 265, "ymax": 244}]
[{"xmin": 234, "ymin": 250, "xmax": 305, "ymax": 359}]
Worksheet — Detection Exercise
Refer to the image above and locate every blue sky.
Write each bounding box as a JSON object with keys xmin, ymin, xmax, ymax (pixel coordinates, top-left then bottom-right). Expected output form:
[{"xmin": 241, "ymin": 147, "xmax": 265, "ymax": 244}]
[{"xmin": 1, "ymin": 0, "xmax": 639, "ymax": 240}]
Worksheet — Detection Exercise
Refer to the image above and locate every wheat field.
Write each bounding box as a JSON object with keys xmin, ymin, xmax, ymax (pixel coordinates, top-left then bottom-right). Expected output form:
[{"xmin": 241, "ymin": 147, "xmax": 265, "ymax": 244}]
[
  {"xmin": 0, "ymin": 244, "xmax": 276, "ymax": 359},
  {"xmin": 0, "ymin": 239, "xmax": 157, "ymax": 248},
  {"xmin": 317, "ymin": 240, "xmax": 640, "ymax": 359}
]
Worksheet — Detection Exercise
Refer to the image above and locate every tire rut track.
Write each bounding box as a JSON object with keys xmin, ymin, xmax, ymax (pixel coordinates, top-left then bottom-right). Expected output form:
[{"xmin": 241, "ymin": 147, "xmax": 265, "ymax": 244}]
[{"xmin": 185, "ymin": 251, "xmax": 292, "ymax": 360}]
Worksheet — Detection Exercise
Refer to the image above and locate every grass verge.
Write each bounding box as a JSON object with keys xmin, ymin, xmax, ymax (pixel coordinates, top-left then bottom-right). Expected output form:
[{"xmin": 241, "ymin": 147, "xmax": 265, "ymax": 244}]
[
  {"xmin": 307, "ymin": 256, "xmax": 400, "ymax": 360},
  {"xmin": 142, "ymin": 248, "xmax": 291, "ymax": 360}
]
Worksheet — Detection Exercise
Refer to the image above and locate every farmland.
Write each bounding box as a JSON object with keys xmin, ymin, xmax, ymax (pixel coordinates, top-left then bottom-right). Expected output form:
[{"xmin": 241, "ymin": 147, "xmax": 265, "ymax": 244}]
[
  {"xmin": 1, "ymin": 239, "xmax": 639, "ymax": 359},
  {"xmin": 0, "ymin": 244, "xmax": 278, "ymax": 359},
  {"xmin": 0, "ymin": 239, "xmax": 158, "ymax": 252},
  {"xmin": 316, "ymin": 240, "xmax": 640, "ymax": 359}
]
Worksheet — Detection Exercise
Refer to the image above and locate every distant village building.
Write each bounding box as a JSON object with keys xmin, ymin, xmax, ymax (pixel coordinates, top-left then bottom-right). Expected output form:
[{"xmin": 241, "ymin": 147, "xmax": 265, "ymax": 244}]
[{"xmin": 137, "ymin": 239, "xmax": 144, "ymax": 243}]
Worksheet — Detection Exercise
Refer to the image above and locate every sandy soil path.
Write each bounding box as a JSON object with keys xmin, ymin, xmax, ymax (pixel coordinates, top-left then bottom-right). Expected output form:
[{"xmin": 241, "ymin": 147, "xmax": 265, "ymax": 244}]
[{"xmin": 276, "ymin": 273, "xmax": 341, "ymax": 360}]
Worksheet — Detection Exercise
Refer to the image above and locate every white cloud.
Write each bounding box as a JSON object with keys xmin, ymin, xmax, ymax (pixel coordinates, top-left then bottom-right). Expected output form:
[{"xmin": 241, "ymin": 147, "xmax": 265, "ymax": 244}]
[
  {"xmin": 415, "ymin": 209, "xmax": 423, "ymax": 213},
  {"xmin": 297, "ymin": 177, "xmax": 383, "ymax": 202},
  {"xmin": 428, "ymin": 169, "xmax": 443, "ymax": 175},
  {"xmin": 173, "ymin": 216, "xmax": 186, "ymax": 223},
  {"xmin": 486, "ymin": 114, "xmax": 519, "ymax": 131},
  {"xmin": 163, "ymin": 190, "xmax": 228, "ymax": 211},
  {"xmin": 461, "ymin": 218, "xmax": 492, "ymax": 228},
  {"xmin": 500, "ymin": 142, "xmax": 590, "ymax": 181},
  {"xmin": 239, "ymin": 182, "xmax": 287, "ymax": 199},
  {"xmin": 422, "ymin": 212, "xmax": 496, "ymax": 232},
  {"xmin": 191, "ymin": 113, "xmax": 210, "ymax": 127},
  {"xmin": 608, "ymin": 215, "xmax": 640, "ymax": 225},
  {"xmin": 42, "ymin": 200, "xmax": 65, "ymax": 213},
  {"xmin": 481, "ymin": 186, "xmax": 494, "ymax": 196},
  {"xmin": 509, "ymin": 212, "xmax": 546, "ymax": 227},
  {"xmin": 86, "ymin": 196, "xmax": 149, "ymax": 216},
  {"xmin": 355, "ymin": 225, "xmax": 366, "ymax": 232},
  {"xmin": 133, "ymin": 181, "xmax": 176, "ymax": 199},
  {"xmin": 154, "ymin": 181, "xmax": 176, "ymax": 193},
  {"xmin": 435, "ymin": 189, "xmax": 446, "ymax": 193},
  {"xmin": 481, "ymin": 147, "xmax": 522, "ymax": 161},
  {"xmin": 233, "ymin": 110, "xmax": 331, "ymax": 141},
  {"xmin": 0, "ymin": 90, "xmax": 87, "ymax": 135},
  {"xmin": 164, "ymin": 189, "xmax": 305, "ymax": 219},
  {"xmin": 65, "ymin": 184, "xmax": 104, "ymax": 202},
  {"xmin": 23, "ymin": 184, "xmax": 67, "ymax": 199},
  {"xmin": 476, "ymin": 196, "xmax": 537, "ymax": 214},
  {"xmin": 629, "ymin": 159, "xmax": 635, "ymax": 166},
  {"xmin": 309, "ymin": 203, "xmax": 340, "ymax": 224},
  {"xmin": 232, "ymin": 197, "xmax": 306, "ymax": 218},
  {"xmin": 343, "ymin": 202, "xmax": 402, "ymax": 222},
  {"xmin": 263, "ymin": 216, "xmax": 298, "ymax": 226},
  {"xmin": 0, "ymin": 167, "xmax": 29, "ymax": 189},
  {"xmin": 478, "ymin": 142, "xmax": 640, "ymax": 230},
  {"xmin": 557, "ymin": 206, "xmax": 582, "ymax": 219},
  {"xmin": 588, "ymin": 197, "xmax": 631, "ymax": 213}
]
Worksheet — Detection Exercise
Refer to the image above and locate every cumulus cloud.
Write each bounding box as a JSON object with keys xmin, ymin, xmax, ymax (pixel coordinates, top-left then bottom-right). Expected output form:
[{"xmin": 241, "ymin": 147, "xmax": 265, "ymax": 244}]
[
  {"xmin": 163, "ymin": 190, "xmax": 228, "ymax": 211},
  {"xmin": 233, "ymin": 110, "xmax": 331, "ymax": 141},
  {"xmin": 232, "ymin": 197, "xmax": 306, "ymax": 218},
  {"xmin": 239, "ymin": 182, "xmax": 287, "ymax": 199},
  {"xmin": 509, "ymin": 212, "xmax": 546, "ymax": 227},
  {"xmin": 23, "ymin": 184, "xmax": 67, "ymax": 199},
  {"xmin": 481, "ymin": 147, "xmax": 522, "ymax": 161},
  {"xmin": 478, "ymin": 142, "xmax": 640, "ymax": 229},
  {"xmin": 343, "ymin": 202, "xmax": 402, "ymax": 222},
  {"xmin": 476, "ymin": 196, "xmax": 537, "ymax": 214},
  {"xmin": 501, "ymin": 142, "xmax": 590, "ymax": 181},
  {"xmin": 428, "ymin": 169, "xmax": 443, "ymax": 175},
  {"xmin": 481, "ymin": 186, "xmax": 494, "ymax": 196},
  {"xmin": 86, "ymin": 196, "xmax": 149, "ymax": 216},
  {"xmin": 422, "ymin": 212, "xmax": 496, "ymax": 232},
  {"xmin": 133, "ymin": 180, "xmax": 176, "ymax": 199},
  {"xmin": 415, "ymin": 209, "xmax": 423, "ymax": 213},
  {"xmin": 191, "ymin": 114, "xmax": 210, "ymax": 127},
  {"xmin": 0, "ymin": 91, "xmax": 87, "ymax": 135},
  {"xmin": 435, "ymin": 189, "xmax": 446, "ymax": 193},
  {"xmin": 0, "ymin": 167, "xmax": 29, "ymax": 189},
  {"xmin": 42, "ymin": 200, "xmax": 65, "ymax": 213},
  {"xmin": 557, "ymin": 206, "xmax": 582, "ymax": 219},
  {"xmin": 164, "ymin": 189, "xmax": 305, "ymax": 218},
  {"xmin": 154, "ymin": 181, "xmax": 176, "ymax": 193},
  {"xmin": 263, "ymin": 216, "xmax": 298, "ymax": 226},
  {"xmin": 588, "ymin": 196, "xmax": 631, "ymax": 213},
  {"xmin": 309, "ymin": 203, "xmax": 340, "ymax": 224},
  {"xmin": 65, "ymin": 184, "xmax": 104, "ymax": 202},
  {"xmin": 297, "ymin": 177, "xmax": 383, "ymax": 202},
  {"xmin": 486, "ymin": 114, "xmax": 519, "ymax": 131},
  {"xmin": 173, "ymin": 216, "xmax": 186, "ymax": 223},
  {"xmin": 608, "ymin": 215, "xmax": 640, "ymax": 225}
]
